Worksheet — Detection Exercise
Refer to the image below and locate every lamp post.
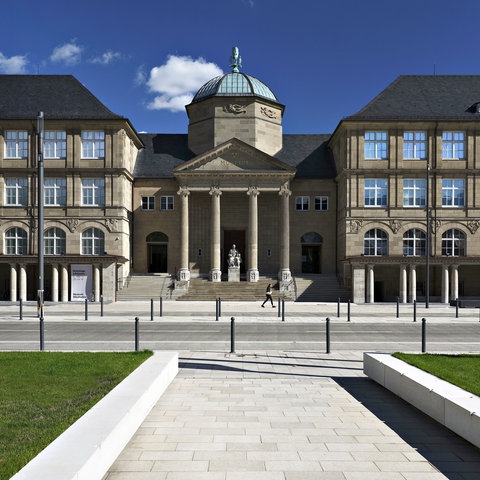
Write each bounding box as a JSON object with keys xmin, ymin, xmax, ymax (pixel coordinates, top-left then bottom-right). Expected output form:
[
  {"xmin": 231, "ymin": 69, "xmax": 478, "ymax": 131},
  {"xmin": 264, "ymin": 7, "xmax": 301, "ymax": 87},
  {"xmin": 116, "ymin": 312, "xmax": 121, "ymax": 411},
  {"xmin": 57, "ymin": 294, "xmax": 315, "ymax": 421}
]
[
  {"xmin": 37, "ymin": 112, "xmax": 45, "ymax": 344},
  {"xmin": 425, "ymin": 162, "xmax": 430, "ymax": 308}
]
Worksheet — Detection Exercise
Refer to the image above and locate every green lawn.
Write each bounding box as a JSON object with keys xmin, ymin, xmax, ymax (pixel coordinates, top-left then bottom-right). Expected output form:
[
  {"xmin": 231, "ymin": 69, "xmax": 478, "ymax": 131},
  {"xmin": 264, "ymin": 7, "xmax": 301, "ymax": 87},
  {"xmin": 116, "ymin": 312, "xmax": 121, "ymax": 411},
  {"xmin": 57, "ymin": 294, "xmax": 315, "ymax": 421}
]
[
  {"xmin": 393, "ymin": 353, "xmax": 480, "ymax": 397},
  {"xmin": 0, "ymin": 351, "xmax": 152, "ymax": 480}
]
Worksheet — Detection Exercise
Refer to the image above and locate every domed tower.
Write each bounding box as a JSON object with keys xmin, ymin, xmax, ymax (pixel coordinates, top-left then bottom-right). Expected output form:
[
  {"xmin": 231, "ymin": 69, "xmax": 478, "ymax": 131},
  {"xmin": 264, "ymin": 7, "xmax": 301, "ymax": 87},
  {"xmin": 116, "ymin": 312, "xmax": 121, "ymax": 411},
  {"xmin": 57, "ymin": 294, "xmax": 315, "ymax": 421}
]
[{"xmin": 186, "ymin": 47, "xmax": 284, "ymax": 156}]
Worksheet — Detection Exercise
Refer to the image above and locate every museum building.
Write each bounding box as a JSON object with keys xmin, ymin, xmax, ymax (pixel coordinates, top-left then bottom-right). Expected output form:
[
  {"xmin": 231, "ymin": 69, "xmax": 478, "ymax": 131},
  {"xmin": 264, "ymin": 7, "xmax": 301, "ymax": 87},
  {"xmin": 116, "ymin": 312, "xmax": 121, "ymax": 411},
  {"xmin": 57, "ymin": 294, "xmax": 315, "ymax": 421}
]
[{"xmin": 1, "ymin": 50, "xmax": 480, "ymax": 303}]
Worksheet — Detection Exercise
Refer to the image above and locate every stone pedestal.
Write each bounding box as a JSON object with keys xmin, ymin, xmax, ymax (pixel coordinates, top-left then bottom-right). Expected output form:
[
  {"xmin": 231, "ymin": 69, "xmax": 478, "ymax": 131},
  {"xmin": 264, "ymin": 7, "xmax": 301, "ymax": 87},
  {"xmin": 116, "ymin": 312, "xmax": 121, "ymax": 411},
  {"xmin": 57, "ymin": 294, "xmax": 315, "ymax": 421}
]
[{"xmin": 228, "ymin": 267, "xmax": 240, "ymax": 282}]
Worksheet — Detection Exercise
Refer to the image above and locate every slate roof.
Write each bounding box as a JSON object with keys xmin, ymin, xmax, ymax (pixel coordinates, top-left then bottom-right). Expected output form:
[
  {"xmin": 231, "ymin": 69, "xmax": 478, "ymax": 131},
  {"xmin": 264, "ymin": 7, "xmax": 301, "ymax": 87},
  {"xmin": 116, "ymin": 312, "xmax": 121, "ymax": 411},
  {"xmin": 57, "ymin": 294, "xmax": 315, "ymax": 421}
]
[
  {"xmin": 345, "ymin": 75, "xmax": 480, "ymax": 122},
  {"xmin": 134, "ymin": 133, "xmax": 336, "ymax": 179},
  {"xmin": 0, "ymin": 75, "xmax": 125, "ymax": 120}
]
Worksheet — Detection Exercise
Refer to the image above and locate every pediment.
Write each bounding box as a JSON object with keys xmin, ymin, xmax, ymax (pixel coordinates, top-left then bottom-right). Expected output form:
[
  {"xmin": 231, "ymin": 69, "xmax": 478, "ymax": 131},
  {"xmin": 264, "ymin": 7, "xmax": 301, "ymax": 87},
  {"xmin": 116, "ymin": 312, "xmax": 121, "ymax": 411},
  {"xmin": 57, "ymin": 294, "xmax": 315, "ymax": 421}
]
[{"xmin": 174, "ymin": 138, "xmax": 295, "ymax": 174}]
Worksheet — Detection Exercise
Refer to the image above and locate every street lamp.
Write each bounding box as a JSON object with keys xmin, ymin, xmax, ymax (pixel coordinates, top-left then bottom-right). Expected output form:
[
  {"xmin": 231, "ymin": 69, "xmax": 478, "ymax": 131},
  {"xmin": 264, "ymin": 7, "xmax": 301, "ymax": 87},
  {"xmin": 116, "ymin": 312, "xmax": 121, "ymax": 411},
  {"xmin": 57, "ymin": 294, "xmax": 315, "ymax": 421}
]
[
  {"xmin": 425, "ymin": 162, "xmax": 430, "ymax": 308},
  {"xmin": 37, "ymin": 112, "xmax": 45, "ymax": 349}
]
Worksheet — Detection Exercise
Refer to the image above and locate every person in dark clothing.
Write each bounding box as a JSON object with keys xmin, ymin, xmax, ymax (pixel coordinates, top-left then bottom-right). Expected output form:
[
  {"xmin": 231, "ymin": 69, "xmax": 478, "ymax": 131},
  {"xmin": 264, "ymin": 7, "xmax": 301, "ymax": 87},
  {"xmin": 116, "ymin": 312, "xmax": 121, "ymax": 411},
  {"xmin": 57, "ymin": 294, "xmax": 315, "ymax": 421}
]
[{"xmin": 261, "ymin": 283, "xmax": 275, "ymax": 307}]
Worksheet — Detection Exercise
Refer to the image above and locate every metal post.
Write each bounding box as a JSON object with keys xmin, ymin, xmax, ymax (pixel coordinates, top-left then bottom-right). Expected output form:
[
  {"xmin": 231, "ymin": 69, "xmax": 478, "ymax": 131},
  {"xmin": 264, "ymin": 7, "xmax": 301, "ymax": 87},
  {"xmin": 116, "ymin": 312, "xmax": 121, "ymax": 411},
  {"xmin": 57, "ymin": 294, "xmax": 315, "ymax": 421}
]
[
  {"xmin": 326, "ymin": 317, "xmax": 331, "ymax": 354},
  {"xmin": 37, "ymin": 112, "xmax": 45, "ymax": 336},
  {"xmin": 135, "ymin": 317, "xmax": 140, "ymax": 351},
  {"xmin": 282, "ymin": 299, "xmax": 285, "ymax": 322},
  {"xmin": 337, "ymin": 297, "xmax": 340, "ymax": 318},
  {"xmin": 421, "ymin": 318, "xmax": 426, "ymax": 353},
  {"xmin": 456, "ymin": 298, "xmax": 459, "ymax": 319},
  {"xmin": 159, "ymin": 296, "xmax": 163, "ymax": 317},
  {"xmin": 150, "ymin": 298, "xmax": 154, "ymax": 321},
  {"xmin": 40, "ymin": 316, "xmax": 44, "ymax": 351},
  {"xmin": 230, "ymin": 316, "xmax": 235, "ymax": 354},
  {"xmin": 215, "ymin": 298, "xmax": 219, "ymax": 321},
  {"xmin": 84, "ymin": 298, "xmax": 88, "ymax": 321},
  {"xmin": 347, "ymin": 299, "xmax": 351, "ymax": 322},
  {"xmin": 19, "ymin": 298, "xmax": 23, "ymax": 320},
  {"xmin": 100, "ymin": 295, "xmax": 104, "ymax": 317},
  {"xmin": 425, "ymin": 162, "xmax": 430, "ymax": 309},
  {"xmin": 413, "ymin": 299, "xmax": 416, "ymax": 322},
  {"xmin": 396, "ymin": 297, "xmax": 399, "ymax": 318},
  {"xmin": 218, "ymin": 297, "xmax": 221, "ymax": 317},
  {"xmin": 277, "ymin": 297, "xmax": 281, "ymax": 318}
]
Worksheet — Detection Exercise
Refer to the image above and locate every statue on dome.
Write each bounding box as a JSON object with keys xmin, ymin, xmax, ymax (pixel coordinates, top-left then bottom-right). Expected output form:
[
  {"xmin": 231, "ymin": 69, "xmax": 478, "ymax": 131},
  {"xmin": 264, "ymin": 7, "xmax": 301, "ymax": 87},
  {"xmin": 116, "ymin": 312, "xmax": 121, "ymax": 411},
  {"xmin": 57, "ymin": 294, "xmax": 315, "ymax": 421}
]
[
  {"xmin": 227, "ymin": 244, "xmax": 241, "ymax": 267},
  {"xmin": 230, "ymin": 47, "xmax": 242, "ymax": 73}
]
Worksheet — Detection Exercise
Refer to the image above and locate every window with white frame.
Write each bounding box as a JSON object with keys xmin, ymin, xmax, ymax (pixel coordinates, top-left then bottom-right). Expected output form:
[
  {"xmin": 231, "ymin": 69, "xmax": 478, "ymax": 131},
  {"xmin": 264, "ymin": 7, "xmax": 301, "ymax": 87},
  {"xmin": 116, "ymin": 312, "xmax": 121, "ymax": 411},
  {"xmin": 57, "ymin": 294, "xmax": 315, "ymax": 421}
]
[
  {"xmin": 44, "ymin": 178, "xmax": 66, "ymax": 206},
  {"xmin": 295, "ymin": 196, "xmax": 309, "ymax": 211},
  {"xmin": 442, "ymin": 229, "xmax": 465, "ymax": 256},
  {"xmin": 5, "ymin": 227, "xmax": 27, "ymax": 254},
  {"xmin": 44, "ymin": 131, "xmax": 66, "ymax": 159},
  {"xmin": 403, "ymin": 229, "xmax": 426, "ymax": 256},
  {"xmin": 160, "ymin": 196, "xmax": 174, "ymax": 211},
  {"xmin": 5, "ymin": 178, "xmax": 28, "ymax": 206},
  {"xmin": 364, "ymin": 228, "xmax": 388, "ymax": 256},
  {"xmin": 364, "ymin": 131, "xmax": 387, "ymax": 159},
  {"xmin": 44, "ymin": 227, "xmax": 66, "ymax": 255},
  {"xmin": 81, "ymin": 228, "xmax": 104, "ymax": 255},
  {"xmin": 403, "ymin": 131, "xmax": 426, "ymax": 159},
  {"xmin": 364, "ymin": 179, "xmax": 388, "ymax": 207},
  {"xmin": 442, "ymin": 179, "xmax": 464, "ymax": 207},
  {"xmin": 5, "ymin": 131, "xmax": 28, "ymax": 158},
  {"xmin": 442, "ymin": 132, "xmax": 465, "ymax": 159},
  {"xmin": 81, "ymin": 131, "xmax": 105, "ymax": 159},
  {"xmin": 314, "ymin": 196, "xmax": 328, "ymax": 211},
  {"xmin": 403, "ymin": 179, "xmax": 426, "ymax": 207},
  {"xmin": 81, "ymin": 178, "xmax": 105, "ymax": 206},
  {"xmin": 141, "ymin": 196, "xmax": 155, "ymax": 211}
]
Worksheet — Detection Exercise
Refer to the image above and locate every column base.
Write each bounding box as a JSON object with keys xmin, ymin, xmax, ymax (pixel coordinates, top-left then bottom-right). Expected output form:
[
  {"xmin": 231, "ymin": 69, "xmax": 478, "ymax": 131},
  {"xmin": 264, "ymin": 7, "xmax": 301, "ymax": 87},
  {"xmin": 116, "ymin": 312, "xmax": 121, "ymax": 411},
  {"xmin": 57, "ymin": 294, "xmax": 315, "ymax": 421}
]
[
  {"xmin": 278, "ymin": 268, "xmax": 292, "ymax": 292},
  {"xmin": 247, "ymin": 269, "xmax": 259, "ymax": 282},
  {"xmin": 209, "ymin": 269, "xmax": 222, "ymax": 282},
  {"xmin": 177, "ymin": 268, "xmax": 190, "ymax": 282}
]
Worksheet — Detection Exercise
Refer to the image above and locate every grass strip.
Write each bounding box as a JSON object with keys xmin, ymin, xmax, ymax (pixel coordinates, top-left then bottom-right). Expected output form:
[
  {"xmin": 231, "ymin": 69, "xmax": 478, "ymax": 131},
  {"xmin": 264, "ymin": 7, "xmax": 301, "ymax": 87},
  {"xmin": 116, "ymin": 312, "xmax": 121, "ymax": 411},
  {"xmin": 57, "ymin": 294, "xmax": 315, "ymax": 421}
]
[
  {"xmin": 0, "ymin": 351, "xmax": 152, "ymax": 480},
  {"xmin": 393, "ymin": 353, "xmax": 480, "ymax": 397}
]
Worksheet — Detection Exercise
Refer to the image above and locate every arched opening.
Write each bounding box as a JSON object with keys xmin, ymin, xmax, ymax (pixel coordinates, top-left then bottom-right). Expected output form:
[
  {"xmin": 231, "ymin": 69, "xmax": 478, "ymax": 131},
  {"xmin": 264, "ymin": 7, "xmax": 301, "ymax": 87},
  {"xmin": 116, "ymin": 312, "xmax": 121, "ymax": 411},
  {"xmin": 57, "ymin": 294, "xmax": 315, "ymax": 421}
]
[
  {"xmin": 147, "ymin": 232, "xmax": 168, "ymax": 273},
  {"xmin": 301, "ymin": 232, "xmax": 323, "ymax": 273}
]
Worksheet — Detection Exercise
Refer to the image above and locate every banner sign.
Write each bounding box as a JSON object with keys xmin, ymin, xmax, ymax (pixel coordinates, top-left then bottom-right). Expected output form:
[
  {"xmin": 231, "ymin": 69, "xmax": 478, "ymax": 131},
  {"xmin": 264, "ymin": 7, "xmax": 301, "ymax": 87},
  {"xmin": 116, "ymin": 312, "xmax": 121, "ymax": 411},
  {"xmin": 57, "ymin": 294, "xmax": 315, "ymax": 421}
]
[{"xmin": 71, "ymin": 264, "xmax": 93, "ymax": 301}]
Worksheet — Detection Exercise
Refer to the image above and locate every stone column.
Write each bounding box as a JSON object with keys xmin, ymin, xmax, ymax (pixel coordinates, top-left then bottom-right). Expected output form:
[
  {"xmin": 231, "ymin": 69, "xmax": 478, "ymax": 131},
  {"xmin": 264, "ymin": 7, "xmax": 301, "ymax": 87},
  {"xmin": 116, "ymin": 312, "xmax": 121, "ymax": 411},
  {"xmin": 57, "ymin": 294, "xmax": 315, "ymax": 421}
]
[
  {"xmin": 450, "ymin": 264, "xmax": 459, "ymax": 302},
  {"xmin": 51, "ymin": 264, "xmax": 59, "ymax": 302},
  {"xmin": 209, "ymin": 187, "xmax": 222, "ymax": 282},
  {"xmin": 399, "ymin": 265, "xmax": 407, "ymax": 303},
  {"xmin": 408, "ymin": 265, "xmax": 416, "ymax": 303},
  {"xmin": 177, "ymin": 186, "xmax": 191, "ymax": 282},
  {"xmin": 61, "ymin": 265, "xmax": 69, "ymax": 302},
  {"xmin": 10, "ymin": 264, "xmax": 17, "ymax": 302},
  {"xmin": 93, "ymin": 264, "xmax": 101, "ymax": 302},
  {"xmin": 366, "ymin": 264, "xmax": 375, "ymax": 303},
  {"xmin": 247, "ymin": 186, "xmax": 259, "ymax": 282},
  {"xmin": 19, "ymin": 264, "xmax": 27, "ymax": 302},
  {"xmin": 441, "ymin": 264, "xmax": 449, "ymax": 304},
  {"xmin": 352, "ymin": 264, "xmax": 366, "ymax": 303},
  {"xmin": 278, "ymin": 183, "xmax": 292, "ymax": 284}
]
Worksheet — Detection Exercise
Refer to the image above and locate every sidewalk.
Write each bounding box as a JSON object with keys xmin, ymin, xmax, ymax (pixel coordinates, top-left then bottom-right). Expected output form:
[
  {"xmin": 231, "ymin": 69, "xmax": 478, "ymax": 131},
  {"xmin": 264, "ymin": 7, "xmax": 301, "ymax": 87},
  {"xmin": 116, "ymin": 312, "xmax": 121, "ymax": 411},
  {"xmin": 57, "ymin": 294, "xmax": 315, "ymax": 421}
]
[{"xmin": 103, "ymin": 350, "xmax": 480, "ymax": 480}]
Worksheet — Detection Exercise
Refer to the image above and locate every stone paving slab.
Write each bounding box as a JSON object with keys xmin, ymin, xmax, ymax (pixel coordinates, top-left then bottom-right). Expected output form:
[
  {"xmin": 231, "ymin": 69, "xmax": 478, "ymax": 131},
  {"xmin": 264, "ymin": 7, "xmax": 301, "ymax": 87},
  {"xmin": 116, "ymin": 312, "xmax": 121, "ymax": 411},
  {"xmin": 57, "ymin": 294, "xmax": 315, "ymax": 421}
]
[{"xmin": 103, "ymin": 351, "xmax": 480, "ymax": 480}]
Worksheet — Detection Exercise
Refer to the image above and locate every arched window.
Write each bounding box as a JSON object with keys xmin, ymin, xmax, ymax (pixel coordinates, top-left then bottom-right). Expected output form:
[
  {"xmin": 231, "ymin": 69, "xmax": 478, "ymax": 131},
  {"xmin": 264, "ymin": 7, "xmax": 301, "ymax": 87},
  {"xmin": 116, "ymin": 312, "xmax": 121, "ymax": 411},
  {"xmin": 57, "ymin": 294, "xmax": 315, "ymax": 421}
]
[
  {"xmin": 403, "ymin": 229, "xmax": 426, "ymax": 256},
  {"xmin": 146, "ymin": 232, "xmax": 169, "ymax": 242},
  {"xmin": 300, "ymin": 232, "xmax": 323, "ymax": 244},
  {"xmin": 364, "ymin": 229, "xmax": 388, "ymax": 256},
  {"xmin": 44, "ymin": 228, "xmax": 66, "ymax": 255},
  {"xmin": 5, "ymin": 227, "xmax": 27, "ymax": 254},
  {"xmin": 442, "ymin": 229, "xmax": 465, "ymax": 256},
  {"xmin": 81, "ymin": 228, "xmax": 104, "ymax": 255}
]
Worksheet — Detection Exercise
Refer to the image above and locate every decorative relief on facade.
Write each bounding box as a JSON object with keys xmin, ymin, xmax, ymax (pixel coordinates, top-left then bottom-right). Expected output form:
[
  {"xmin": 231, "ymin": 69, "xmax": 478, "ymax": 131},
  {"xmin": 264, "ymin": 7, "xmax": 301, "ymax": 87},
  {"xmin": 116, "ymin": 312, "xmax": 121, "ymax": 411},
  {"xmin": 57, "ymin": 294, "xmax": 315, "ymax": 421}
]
[
  {"xmin": 431, "ymin": 219, "xmax": 441, "ymax": 234},
  {"xmin": 278, "ymin": 182, "xmax": 291, "ymax": 197},
  {"xmin": 389, "ymin": 219, "xmax": 402, "ymax": 233},
  {"xmin": 65, "ymin": 218, "xmax": 79, "ymax": 233},
  {"xmin": 104, "ymin": 218, "xmax": 118, "ymax": 233},
  {"xmin": 177, "ymin": 186, "xmax": 190, "ymax": 197},
  {"xmin": 467, "ymin": 220, "xmax": 480, "ymax": 234},
  {"xmin": 209, "ymin": 186, "xmax": 222, "ymax": 197},
  {"xmin": 30, "ymin": 218, "xmax": 37, "ymax": 232},
  {"xmin": 350, "ymin": 219, "xmax": 363, "ymax": 233},
  {"xmin": 261, "ymin": 106, "xmax": 277, "ymax": 119},
  {"xmin": 223, "ymin": 104, "xmax": 247, "ymax": 114}
]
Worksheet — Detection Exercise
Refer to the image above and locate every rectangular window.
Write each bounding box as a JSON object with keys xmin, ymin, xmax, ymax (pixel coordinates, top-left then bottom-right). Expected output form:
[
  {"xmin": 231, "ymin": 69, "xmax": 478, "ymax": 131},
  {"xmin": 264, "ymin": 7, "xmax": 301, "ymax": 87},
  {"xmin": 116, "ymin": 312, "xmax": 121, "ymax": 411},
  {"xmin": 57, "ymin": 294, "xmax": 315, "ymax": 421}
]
[
  {"xmin": 5, "ymin": 131, "xmax": 28, "ymax": 158},
  {"xmin": 44, "ymin": 131, "xmax": 66, "ymax": 159},
  {"xmin": 314, "ymin": 196, "xmax": 328, "ymax": 211},
  {"xmin": 141, "ymin": 196, "xmax": 155, "ymax": 210},
  {"xmin": 44, "ymin": 178, "xmax": 66, "ymax": 206},
  {"xmin": 160, "ymin": 196, "xmax": 174, "ymax": 210},
  {"xmin": 5, "ymin": 178, "xmax": 28, "ymax": 206},
  {"xmin": 442, "ymin": 132, "xmax": 465, "ymax": 159},
  {"xmin": 365, "ymin": 131, "xmax": 387, "ymax": 159},
  {"xmin": 81, "ymin": 131, "xmax": 105, "ymax": 159},
  {"xmin": 81, "ymin": 178, "xmax": 105, "ymax": 206},
  {"xmin": 442, "ymin": 179, "xmax": 464, "ymax": 207},
  {"xmin": 403, "ymin": 179, "xmax": 426, "ymax": 207},
  {"xmin": 295, "ymin": 196, "xmax": 309, "ymax": 211},
  {"xmin": 403, "ymin": 131, "xmax": 426, "ymax": 159},
  {"xmin": 364, "ymin": 179, "xmax": 388, "ymax": 207}
]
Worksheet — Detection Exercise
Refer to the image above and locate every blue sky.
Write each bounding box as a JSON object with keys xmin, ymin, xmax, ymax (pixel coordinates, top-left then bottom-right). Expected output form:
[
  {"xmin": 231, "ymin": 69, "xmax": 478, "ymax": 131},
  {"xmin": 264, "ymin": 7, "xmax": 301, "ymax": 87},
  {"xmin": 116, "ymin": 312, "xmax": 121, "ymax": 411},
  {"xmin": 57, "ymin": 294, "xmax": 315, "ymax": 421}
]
[{"xmin": 3, "ymin": 0, "xmax": 480, "ymax": 134}]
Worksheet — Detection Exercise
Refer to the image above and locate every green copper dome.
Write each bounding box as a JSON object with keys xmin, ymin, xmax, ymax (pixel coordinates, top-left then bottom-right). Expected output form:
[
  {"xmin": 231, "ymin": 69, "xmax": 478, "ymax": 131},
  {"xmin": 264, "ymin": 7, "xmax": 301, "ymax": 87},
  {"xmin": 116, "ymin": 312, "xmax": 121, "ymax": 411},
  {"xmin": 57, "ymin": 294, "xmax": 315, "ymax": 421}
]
[{"xmin": 191, "ymin": 47, "xmax": 278, "ymax": 103}]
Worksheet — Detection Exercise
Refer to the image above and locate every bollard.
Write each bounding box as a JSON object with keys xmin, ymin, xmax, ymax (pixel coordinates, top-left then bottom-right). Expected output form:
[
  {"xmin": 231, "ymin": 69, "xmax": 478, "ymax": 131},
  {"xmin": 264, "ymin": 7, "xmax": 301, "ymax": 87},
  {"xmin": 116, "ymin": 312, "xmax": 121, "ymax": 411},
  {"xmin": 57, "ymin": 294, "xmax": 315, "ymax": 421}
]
[
  {"xmin": 85, "ymin": 298, "xmax": 88, "ymax": 321},
  {"xmin": 100, "ymin": 295, "xmax": 104, "ymax": 317},
  {"xmin": 230, "ymin": 317, "xmax": 235, "ymax": 353},
  {"xmin": 326, "ymin": 317, "xmax": 331, "ymax": 354},
  {"xmin": 337, "ymin": 297, "xmax": 340, "ymax": 318},
  {"xmin": 150, "ymin": 298, "xmax": 154, "ymax": 321},
  {"xmin": 215, "ymin": 298, "xmax": 219, "ymax": 321},
  {"xmin": 159, "ymin": 296, "xmax": 163, "ymax": 317},
  {"xmin": 218, "ymin": 297, "xmax": 221, "ymax": 317},
  {"xmin": 40, "ymin": 316, "xmax": 44, "ymax": 351},
  {"xmin": 135, "ymin": 317, "xmax": 140, "ymax": 351},
  {"xmin": 421, "ymin": 318, "xmax": 426, "ymax": 353},
  {"xmin": 19, "ymin": 298, "xmax": 23, "ymax": 320},
  {"xmin": 277, "ymin": 297, "xmax": 281, "ymax": 318},
  {"xmin": 347, "ymin": 299, "xmax": 351, "ymax": 322},
  {"xmin": 396, "ymin": 297, "xmax": 399, "ymax": 318},
  {"xmin": 413, "ymin": 299, "xmax": 416, "ymax": 322},
  {"xmin": 456, "ymin": 298, "xmax": 459, "ymax": 318},
  {"xmin": 282, "ymin": 299, "xmax": 285, "ymax": 322}
]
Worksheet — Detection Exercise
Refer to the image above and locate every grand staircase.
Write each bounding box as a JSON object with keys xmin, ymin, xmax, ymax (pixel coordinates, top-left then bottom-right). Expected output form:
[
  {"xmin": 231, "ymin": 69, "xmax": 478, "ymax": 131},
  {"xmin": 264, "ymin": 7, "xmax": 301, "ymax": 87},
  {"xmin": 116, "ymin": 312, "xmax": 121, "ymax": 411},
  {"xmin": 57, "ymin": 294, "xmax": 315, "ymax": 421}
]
[{"xmin": 117, "ymin": 273, "xmax": 351, "ymax": 302}]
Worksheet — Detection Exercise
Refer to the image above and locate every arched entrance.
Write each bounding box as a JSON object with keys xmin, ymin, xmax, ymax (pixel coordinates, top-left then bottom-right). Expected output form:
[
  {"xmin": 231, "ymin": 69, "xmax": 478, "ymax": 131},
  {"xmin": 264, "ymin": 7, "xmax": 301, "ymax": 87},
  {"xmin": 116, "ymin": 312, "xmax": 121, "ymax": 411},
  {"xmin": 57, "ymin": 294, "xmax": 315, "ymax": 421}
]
[
  {"xmin": 147, "ymin": 232, "xmax": 168, "ymax": 273},
  {"xmin": 301, "ymin": 232, "xmax": 323, "ymax": 273}
]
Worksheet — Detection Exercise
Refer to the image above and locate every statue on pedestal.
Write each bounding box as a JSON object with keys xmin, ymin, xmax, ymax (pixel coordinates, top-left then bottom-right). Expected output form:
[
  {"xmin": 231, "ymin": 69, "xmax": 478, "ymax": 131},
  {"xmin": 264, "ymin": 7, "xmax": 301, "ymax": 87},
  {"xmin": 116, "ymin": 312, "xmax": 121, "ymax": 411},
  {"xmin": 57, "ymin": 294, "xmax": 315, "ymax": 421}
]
[{"xmin": 227, "ymin": 244, "xmax": 241, "ymax": 268}]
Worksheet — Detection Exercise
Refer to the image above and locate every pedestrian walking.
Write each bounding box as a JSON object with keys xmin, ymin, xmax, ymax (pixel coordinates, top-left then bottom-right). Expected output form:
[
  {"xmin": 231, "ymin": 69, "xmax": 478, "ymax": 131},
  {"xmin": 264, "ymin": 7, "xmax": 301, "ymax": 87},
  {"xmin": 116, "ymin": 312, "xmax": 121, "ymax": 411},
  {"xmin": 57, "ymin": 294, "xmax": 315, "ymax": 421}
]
[{"xmin": 261, "ymin": 283, "xmax": 275, "ymax": 307}]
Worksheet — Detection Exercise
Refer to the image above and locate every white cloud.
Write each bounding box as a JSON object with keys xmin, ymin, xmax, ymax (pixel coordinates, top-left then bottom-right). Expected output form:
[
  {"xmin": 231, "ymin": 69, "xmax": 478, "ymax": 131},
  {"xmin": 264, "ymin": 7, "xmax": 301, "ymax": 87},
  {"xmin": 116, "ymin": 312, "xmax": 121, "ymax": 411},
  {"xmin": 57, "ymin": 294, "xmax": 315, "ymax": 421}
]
[
  {"xmin": 91, "ymin": 50, "xmax": 122, "ymax": 65},
  {"xmin": 0, "ymin": 53, "xmax": 28, "ymax": 73},
  {"xmin": 134, "ymin": 65, "xmax": 147, "ymax": 86},
  {"xmin": 146, "ymin": 55, "xmax": 223, "ymax": 112},
  {"xmin": 50, "ymin": 41, "xmax": 83, "ymax": 66}
]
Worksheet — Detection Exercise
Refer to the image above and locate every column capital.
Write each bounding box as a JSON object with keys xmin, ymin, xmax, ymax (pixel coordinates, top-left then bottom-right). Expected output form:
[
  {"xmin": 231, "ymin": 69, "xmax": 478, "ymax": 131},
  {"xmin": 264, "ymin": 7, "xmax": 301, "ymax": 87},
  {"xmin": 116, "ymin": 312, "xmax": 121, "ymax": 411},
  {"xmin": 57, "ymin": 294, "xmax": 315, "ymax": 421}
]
[
  {"xmin": 278, "ymin": 182, "xmax": 291, "ymax": 197},
  {"xmin": 247, "ymin": 186, "xmax": 260, "ymax": 197},
  {"xmin": 177, "ymin": 186, "xmax": 190, "ymax": 197},
  {"xmin": 209, "ymin": 186, "xmax": 222, "ymax": 197}
]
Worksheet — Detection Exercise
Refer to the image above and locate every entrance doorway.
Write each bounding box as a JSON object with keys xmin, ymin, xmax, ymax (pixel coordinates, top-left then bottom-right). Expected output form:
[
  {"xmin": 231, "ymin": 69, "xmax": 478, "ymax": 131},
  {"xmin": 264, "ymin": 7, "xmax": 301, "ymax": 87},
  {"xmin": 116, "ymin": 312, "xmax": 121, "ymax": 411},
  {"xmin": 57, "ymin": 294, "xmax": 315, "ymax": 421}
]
[
  {"xmin": 301, "ymin": 232, "xmax": 322, "ymax": 274},
  {"xmin": 223, "ymin": 230, "xmax": 246, "ymax": 273},
  {"xmin": 146, "ymin": 232, "xmax": 168, "ymax": 273}
]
